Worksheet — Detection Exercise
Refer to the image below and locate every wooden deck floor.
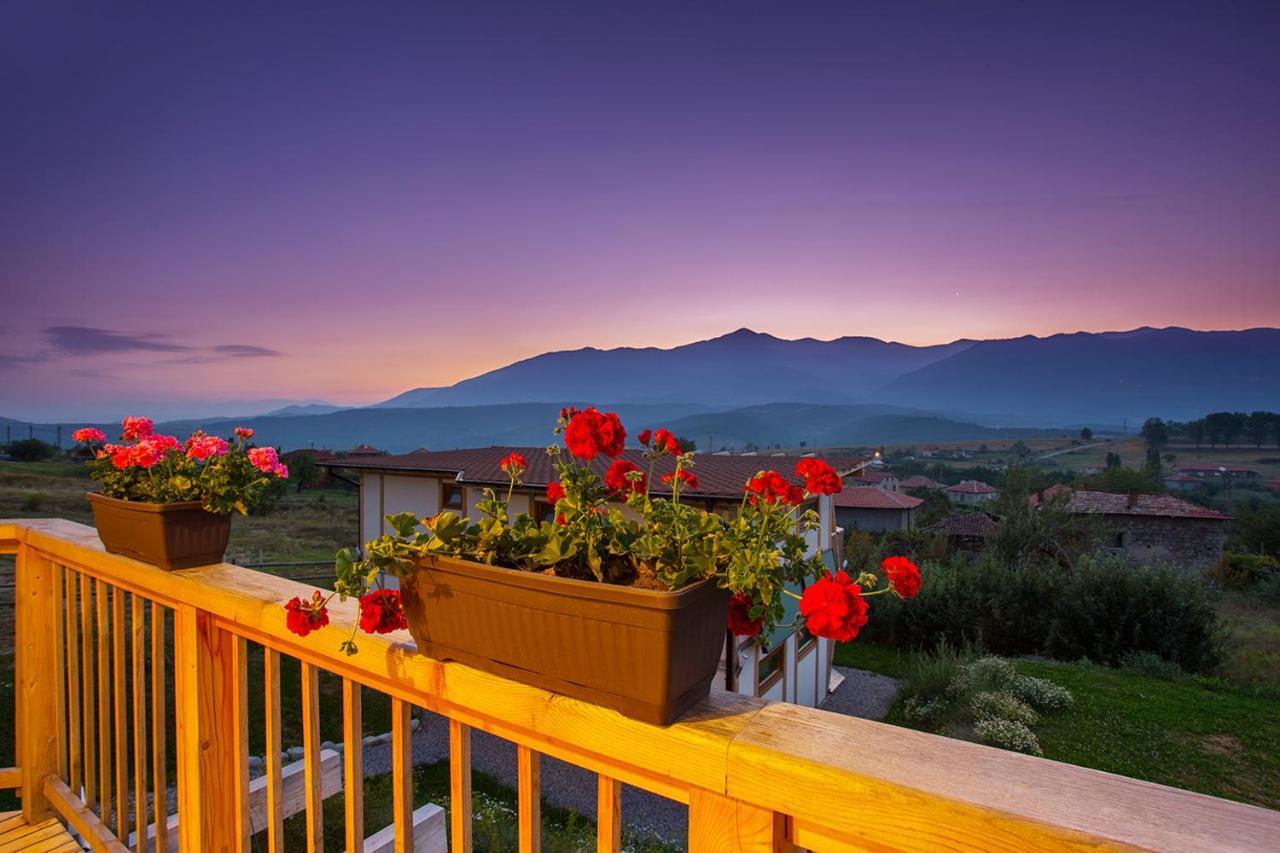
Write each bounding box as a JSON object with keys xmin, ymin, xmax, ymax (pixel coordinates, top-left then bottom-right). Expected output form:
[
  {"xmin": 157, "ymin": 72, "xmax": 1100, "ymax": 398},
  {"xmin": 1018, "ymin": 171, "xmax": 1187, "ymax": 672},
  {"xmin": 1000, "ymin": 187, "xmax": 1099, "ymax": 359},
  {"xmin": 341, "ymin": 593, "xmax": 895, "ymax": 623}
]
[{"xmin": 0, "ymin": 811, "xmax": 82, "ymax": 852}]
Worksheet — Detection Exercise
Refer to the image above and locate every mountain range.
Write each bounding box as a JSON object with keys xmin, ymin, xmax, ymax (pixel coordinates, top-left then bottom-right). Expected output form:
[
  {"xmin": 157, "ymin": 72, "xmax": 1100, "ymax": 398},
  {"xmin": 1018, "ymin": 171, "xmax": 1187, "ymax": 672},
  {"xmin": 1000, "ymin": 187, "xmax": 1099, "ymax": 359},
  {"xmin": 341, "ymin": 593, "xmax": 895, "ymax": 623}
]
[
  {"xmin": 375, "ymin": 327, "xmax": 1280, "ymax": 424},
  {"xmin": 5, "ymin": 327, "xmax": 1278, "ymax": 452}
]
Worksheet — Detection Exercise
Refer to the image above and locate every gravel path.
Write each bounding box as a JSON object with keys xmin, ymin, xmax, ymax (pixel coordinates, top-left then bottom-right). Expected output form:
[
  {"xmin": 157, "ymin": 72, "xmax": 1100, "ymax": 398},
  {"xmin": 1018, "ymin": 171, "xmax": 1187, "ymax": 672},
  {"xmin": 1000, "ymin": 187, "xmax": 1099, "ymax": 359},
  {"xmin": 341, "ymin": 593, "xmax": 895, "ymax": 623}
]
[
  {"xmin": 820, "ymin": 666, "xmax": 902, "ymax": 720},
  {"xmin": 358, "ymin": 668, "xmax": 902, "ymax": 843}
]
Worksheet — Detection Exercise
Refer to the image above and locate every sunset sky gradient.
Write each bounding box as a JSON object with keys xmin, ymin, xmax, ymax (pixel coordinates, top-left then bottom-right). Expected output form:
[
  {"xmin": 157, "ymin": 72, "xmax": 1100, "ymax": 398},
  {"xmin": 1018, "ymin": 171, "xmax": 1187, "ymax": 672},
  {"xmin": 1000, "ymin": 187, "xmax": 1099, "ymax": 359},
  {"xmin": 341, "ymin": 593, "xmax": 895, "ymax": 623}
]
[{"xmin": 2, "ymin": 2, "xmax": 1278, "ymax": 420}]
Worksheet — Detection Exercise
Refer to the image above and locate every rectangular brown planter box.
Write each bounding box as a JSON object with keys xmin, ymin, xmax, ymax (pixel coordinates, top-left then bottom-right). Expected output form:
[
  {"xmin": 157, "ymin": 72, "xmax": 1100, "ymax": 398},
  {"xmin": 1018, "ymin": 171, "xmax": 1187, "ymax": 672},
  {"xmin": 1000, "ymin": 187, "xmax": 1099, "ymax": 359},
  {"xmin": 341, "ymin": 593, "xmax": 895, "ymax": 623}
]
[
  {"xmin": 399, "ymin": 555, "xmax": 730, "ymax": 725},
  {"xmin": 87, "ymin": 492, "xmax": 231, "ymax": 570}
]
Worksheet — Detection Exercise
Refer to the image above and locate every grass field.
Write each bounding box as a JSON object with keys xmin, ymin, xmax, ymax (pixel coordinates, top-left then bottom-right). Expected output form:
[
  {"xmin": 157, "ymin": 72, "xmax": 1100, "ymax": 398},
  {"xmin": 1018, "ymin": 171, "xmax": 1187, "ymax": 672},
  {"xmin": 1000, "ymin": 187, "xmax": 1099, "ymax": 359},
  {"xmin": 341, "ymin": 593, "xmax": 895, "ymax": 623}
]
[{"xmin": 834, "ymin": 629, "xmax": 1280, "ymax": 809}]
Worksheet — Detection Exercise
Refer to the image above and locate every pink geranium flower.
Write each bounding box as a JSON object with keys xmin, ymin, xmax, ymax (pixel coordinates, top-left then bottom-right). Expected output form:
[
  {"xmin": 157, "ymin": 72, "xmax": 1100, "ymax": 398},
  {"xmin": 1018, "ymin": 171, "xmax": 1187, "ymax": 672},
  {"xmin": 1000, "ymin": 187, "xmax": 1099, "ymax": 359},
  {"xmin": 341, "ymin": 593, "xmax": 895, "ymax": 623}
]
[{"xmin": 121, "ymin": 416, "xmax": 154, "ymax": 440}]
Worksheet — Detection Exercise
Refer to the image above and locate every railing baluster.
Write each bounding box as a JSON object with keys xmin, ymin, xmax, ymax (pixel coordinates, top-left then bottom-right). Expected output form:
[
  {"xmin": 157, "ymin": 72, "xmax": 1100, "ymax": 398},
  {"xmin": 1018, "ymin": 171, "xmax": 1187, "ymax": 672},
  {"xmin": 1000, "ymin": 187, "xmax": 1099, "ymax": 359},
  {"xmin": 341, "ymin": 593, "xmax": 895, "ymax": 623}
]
[
  {"xmin": 80, "ymin": 571, "xmax": 97, "ymax": 810},
  {"xmin": 14, "ymin": 546, "xmax": 62, "ymax": 822},
  {"xmin": 596, "ymin": 774, "xmax": 621, "ymax": 853},
  {"xmin": 113, "ymin": 586, "xmax": 128, "ymax": 839},
  {"xmin": 301, "ymin": 660, "xmax": 324, "ymax": 853},
  {"xmin": 391, "ymin": 698, "xmax": 413, "ymax": 853},
  {"xmin": 132, "ymin": 593, "xmax": 147, "ymax": 852},
  {"xmin": 263, "ymin": 648, "xmax": 285, "ymax": 853},
  {"xmin": 517, "ymin": 744, "xmax": 540, "ymax": 853},
  {"xmin": 449, "ymin": 720, "xmax": 472, "ymax": 853},
  {"xmin": 65, "ymin": 566, "xmax": 82, "ymax": 797},
  {"xmin": 342, "ymin": 679, "xmax": 363, "ymax": 852},
  {"xmin": 150, "ymin": 602, "xmax": 167, "ymax": 853},
  {"xmin": 53, "ymin": 563, "xmax": 68, "ymax": 782},
  {"xmin": 97, "ymin": 578, "xmax": 113, "ymax": 828}
]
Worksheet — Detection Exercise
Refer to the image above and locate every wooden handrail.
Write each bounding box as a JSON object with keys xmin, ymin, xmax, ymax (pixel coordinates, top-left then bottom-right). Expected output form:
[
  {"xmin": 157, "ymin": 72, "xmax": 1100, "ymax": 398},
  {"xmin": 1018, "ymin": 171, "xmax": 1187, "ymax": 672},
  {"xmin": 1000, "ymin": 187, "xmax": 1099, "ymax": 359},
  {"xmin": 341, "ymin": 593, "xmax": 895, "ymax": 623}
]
[{"xmin": 5, "ymin": 517, "xmax": 1280, "ymax": 852}]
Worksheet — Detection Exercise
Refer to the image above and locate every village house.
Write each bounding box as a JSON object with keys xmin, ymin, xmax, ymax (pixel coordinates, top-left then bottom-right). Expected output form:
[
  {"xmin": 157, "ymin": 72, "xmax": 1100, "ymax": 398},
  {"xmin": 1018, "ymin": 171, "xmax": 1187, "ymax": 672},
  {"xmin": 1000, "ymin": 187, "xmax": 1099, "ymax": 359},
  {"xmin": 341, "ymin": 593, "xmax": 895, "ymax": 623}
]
[
  {"xmin": 1036, "ymin": 488, "xmax": 1231, "ymax": 573},
  {"xmin": 322, "ymin": 447, "xmax": 868, "ymax": 709},
  {"xmin": 833, "ymin": 486, "xmax": 922, "ymax": 533},
  {"xmin": 922, "ymin": 512, "xmax": 1000, "ymax": 551},
  {"xmin": 1175, "ymin": 463, "xmax": 1259, "ymax": 480},
  {"xmin": 945, "ymin": 479, "xmax": 1000, "ymax": 505},
  {"xmin": 850, "ymin": 468, "xmax": 900, "ymax": 492},
  {"xmin": 899, "ymin": 474, "xmax": 947, "ymax": 491}
]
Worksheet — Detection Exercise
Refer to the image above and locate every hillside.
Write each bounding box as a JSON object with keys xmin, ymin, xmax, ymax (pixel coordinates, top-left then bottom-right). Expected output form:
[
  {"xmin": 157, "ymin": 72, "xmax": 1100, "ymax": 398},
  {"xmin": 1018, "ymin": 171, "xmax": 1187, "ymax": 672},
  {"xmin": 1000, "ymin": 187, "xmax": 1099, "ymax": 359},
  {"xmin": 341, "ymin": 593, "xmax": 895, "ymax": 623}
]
[{"xmin": 877, "ymin": 327, "xmax": 1280, "ymax": 423}]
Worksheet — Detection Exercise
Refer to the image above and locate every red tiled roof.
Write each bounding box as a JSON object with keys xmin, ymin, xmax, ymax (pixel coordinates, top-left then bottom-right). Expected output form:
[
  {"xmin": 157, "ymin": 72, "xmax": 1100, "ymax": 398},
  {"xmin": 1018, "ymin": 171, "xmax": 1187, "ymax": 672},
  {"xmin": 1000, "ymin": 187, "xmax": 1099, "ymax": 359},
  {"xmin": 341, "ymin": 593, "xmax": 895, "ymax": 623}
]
[
  {"xmin": 832, "ymin": 486, "xmax": 923, "ymax": 510},
  {"xmin": 899, "ymin": 475, "xmax": 946, "ymax": 490},
  {"xmin": 322, "ymin": 447, "xmax": 868, "ymax": 501},
  {"xmin": 854, "ymin": 470, "xmax": 894, "ymax": 484},
  {"xmin": 945, "ymin": 479, "xmax": 998, "ymax": 494},
  {"xmin": 923, "ymin": 513, "xmax": 999, "ymax": 537},
  {"xmin": 1059, "ymin": 489, "xmax": 1230, "ymax": 520}
]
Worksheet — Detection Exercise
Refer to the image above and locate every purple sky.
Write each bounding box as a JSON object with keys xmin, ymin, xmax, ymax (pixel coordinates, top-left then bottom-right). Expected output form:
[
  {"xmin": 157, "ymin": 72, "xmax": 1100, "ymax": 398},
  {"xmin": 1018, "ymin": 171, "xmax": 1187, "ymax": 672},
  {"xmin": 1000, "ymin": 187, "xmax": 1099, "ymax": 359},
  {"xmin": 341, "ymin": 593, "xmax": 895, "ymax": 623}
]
[{"xmin": 2, "ymin": 2, "xmax": 1278, "ymax": 421}]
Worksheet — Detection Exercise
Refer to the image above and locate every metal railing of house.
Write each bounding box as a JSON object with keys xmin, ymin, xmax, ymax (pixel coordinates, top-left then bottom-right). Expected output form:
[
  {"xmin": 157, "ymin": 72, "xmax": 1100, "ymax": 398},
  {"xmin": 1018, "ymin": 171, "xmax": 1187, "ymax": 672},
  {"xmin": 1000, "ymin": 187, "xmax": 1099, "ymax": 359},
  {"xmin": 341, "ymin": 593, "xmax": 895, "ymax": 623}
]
[{"xmin": 3, "ymin": 517, "xmax": 1279, "ymax": 852}]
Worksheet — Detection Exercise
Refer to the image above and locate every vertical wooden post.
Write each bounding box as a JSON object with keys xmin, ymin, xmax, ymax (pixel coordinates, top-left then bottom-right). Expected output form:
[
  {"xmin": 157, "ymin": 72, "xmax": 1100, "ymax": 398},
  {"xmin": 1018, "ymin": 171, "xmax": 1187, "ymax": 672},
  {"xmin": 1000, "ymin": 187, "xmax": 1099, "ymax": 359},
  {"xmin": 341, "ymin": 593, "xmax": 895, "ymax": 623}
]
[
  {"xmin": 596, "ymin": 775, "xmax": 621, "ymax": 853},
  {"xmin": 301, "ymin": 661, "xmax": 324, "ymax": 853},
  {"xmin": 517, "ymin": 745, "xmax": 540, "ymax": 853},
  {"xmin": 173, "ymin": 604, "xmax": 250, "ymax": 852},
  {"xmin": 151, "ymin": 601, "xmax": 169, "ymax": 853},
  {"xmin": 15, "ymin": 545, "xmax": 63, "ymax": 822},
  {"xmin": 342, "ymin": 679, "xmax": 364, "ymax": 853},
  {"xmin": 263, "ymin": 648, "xmax": 285, "ymax": 853},
  {"xmin": 391, "ymin": 699, "xmax": 413, "ymax": 853},
  {"xmin": 688, "ymin": 789, "xmax": 788, "ymax": 853},
  {"xmin": 449, "ymin": 720, "xmax": 472, "ymax": 853}
]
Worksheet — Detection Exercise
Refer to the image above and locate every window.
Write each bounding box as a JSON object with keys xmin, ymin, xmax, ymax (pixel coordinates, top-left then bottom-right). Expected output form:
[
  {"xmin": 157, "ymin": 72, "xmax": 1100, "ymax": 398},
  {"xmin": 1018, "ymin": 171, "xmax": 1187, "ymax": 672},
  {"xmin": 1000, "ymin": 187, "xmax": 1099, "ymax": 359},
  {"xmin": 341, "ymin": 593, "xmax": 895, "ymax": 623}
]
[
  {"xmin": 441, "ymin": 482, "xmax": 464, "ymax": 511},
  {"xmin": 1113, "ymin": 531, "xmax": 1126, "ymax": 548},
  {"xmin": 796, "ymin": 624, "xmax": 816, "ymax": 656},
  {"xmin": 533, "ymin": 499, "xmax": 555, "ymax": 524},
  {"xmin": 757, "ymin": 643, "xmax": 785, "ymax": 693}
]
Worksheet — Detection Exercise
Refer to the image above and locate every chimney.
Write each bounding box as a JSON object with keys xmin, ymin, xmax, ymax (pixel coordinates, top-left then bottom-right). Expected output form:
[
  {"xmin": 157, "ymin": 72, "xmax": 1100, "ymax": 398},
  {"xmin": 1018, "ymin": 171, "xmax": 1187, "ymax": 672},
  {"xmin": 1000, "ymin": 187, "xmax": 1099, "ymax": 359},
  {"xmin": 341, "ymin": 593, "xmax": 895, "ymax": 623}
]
[{"xmin": 1127, "ymin": 492, "xmax": 1139, "ymax": 509}]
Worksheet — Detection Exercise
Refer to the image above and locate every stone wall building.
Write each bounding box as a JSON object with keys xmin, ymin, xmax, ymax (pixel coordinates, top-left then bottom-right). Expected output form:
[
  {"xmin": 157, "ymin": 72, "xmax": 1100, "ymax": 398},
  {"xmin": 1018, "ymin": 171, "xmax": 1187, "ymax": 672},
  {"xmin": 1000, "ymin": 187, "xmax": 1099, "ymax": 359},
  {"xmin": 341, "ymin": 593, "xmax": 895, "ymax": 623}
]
[{"xmin": 1044, "ymin": 489, "xmax": 1231, "ymax": 573}]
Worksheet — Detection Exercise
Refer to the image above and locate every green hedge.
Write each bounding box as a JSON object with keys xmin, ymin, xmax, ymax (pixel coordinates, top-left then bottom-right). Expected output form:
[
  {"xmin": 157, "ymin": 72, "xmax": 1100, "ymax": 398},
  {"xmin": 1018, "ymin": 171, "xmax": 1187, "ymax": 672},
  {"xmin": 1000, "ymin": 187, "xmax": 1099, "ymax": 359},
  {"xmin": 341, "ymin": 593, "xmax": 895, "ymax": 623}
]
[{"xmin": 861, "ymin": 554, "xmax": 1222, "ymax": 673}]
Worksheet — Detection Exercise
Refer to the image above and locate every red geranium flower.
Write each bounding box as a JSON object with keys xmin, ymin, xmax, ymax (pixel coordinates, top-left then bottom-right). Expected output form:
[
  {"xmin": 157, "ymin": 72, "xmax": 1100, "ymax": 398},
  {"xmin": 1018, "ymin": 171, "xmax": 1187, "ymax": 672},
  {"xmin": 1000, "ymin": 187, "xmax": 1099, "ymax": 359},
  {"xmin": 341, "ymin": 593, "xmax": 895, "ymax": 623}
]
[
  {"xmin": 795, "ymin": 458, "xmax": 842, "ymax": 495},
  {"xmin": 745, "ymin": 471, "xmax": 802, "ymax": 506},
  {"xmin": 546, "ymin": 482, "xmax": 565, "ymax": 503},
  {"xmin": 284, "ymin": 591, "xmax": 330, "ymax": 637},
  {"xmin": 500, "ymin": 452, "xmax": 527, "ymax": 477},
  {"xmin": 727, "ymin": 593, "xmax": 763, "ymax": 637},
  {"xmin": 121, "ymin": 416, "xmax": 154, "ymax": 440},
  {"xmin": 554, "ymin": 513, "xmax": 568, "ymax": 526},
  {"xmin": 652, "ymin": 428, "xmax": 681, "ymax": 456},
  {"xmin": 661, "ymin": 468, "xmax": 698, "ymax": 489},
  {"xmin": 881, "ymin": 555, "xmax": 921, "ymax": 598},
  {"xmin": 235, "ymin": 426, "xmax": 254, "ymax": 439},
  {"xmin": 637, "ymin": 429, "xmax": 652, "ymax": 446},
  {"xmin": 604, "ymin": 458, "xmax": 645, "ymax": 495},
  {"xmin": 73, "ymin": 427, "xmax": 106, "ymax": 444},
  {"xmin": 799, "ymin": 571, "xmax": 868, "ymax": 642},
  {"xmin": 563, "ymin": 408, "xmax": 626, "ymax": 460},
  {"xmin": 358, "ymin": 589, "xmax": 408, "ymax": 634}
]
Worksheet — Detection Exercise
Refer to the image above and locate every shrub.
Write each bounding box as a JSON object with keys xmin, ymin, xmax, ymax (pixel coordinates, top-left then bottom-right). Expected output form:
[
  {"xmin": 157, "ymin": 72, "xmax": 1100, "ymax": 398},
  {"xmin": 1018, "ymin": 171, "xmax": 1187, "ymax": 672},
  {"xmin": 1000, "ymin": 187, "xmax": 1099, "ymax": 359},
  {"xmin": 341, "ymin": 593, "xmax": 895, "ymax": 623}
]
[
  {"xmin": 861, "ymin": 553, "xmax": 1222, "ymax": 672},
  {"xmin": 973, "ymin": 718, "xmax": 1043, "ymax": 756},
  {"xmin": 971, "ymin": 691, "xmax": 1038, "ymax": 726},
  {"xmin": 20, "ymin": 493, "xmax": 47, "ymax": 512},
  {"xmin": 1207, "ymin": 552, "xmax": 1279, "ymax": 589},
  {"xmin": 1119, "ymin": 650, "xmax": 1184, "ymax": 681},
  {"xmin": 1257, "ymin": 572, "xmax": 1280, "ymax": 608},
  {"xmin": 5, "ymin": 438, "xmax": 55, "ymax": 462},
  {"xmin": 1010, "ymin": 674, "xmax": 1073, "ymax": 713}
]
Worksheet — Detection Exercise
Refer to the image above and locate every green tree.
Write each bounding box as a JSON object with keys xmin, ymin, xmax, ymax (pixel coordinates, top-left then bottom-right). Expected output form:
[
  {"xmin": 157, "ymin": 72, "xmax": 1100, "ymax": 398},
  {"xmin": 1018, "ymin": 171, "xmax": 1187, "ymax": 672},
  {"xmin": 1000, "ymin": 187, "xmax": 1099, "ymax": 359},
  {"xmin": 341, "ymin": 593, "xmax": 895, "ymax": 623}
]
[
  {"xmin": 1140, "ymin": 417, "xmax": 1169, "ymax": 450},
  {"xmin": 1079, "ymin": 427, "xmax": 1093, "ymax": 441},
  {"xmin": 1105, "ymin": 451, "xmax": 1122, "ymax": 468},
  {"xmin": 1188, "ymin": 419, "xmax": 1206, "ymax": 448},
  {"xmin": 1089, "ymin": 465, "xmax": 1164, "ymax": 494},
  {"xmin": 1247, "ymin": 411, "xmax": 1275, "ymax": 448},
  {"xmin": 5, "ymin": 438, "xmax": 56, "ymax": 461},
  {"xmin": 288, "ymin": 451, "xmax": 320, "ymax": 493}
]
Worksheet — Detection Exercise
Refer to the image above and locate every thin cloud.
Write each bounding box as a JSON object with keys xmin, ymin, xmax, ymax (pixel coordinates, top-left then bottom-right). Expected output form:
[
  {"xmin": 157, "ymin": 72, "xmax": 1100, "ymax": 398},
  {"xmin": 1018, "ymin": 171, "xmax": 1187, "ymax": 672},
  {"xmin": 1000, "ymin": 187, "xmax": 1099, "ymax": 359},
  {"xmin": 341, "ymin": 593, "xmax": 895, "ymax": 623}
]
[
  {"xmin": 212, "ymin": 344, "xmax": 283, "ymax": 358},
  {"xmin": 45, "ymin": 326, "xmax": 192, "ymax": 354}
]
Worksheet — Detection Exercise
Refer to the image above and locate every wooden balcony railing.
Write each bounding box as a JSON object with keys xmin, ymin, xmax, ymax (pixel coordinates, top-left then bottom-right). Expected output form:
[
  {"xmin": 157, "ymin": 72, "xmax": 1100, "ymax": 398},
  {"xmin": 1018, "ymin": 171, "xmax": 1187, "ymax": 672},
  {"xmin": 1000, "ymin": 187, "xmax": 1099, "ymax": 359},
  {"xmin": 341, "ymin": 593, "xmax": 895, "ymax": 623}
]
[{"xmin": 3, "ymin": 517, "xmax": 1279, "ymax": 852}]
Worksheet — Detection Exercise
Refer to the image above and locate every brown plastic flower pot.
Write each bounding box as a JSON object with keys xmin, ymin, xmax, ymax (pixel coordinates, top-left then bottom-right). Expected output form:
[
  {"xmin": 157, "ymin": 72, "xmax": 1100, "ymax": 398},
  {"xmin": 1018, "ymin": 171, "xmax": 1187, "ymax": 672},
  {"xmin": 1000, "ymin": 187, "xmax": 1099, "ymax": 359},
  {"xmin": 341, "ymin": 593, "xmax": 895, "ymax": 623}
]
[
  {"xmin": 399, "ymin": 555, "xmax": 730, "ymax": 725},
  {"xmin": 87, "ymin": 492, "xmax": 232, "ymax": 570}
]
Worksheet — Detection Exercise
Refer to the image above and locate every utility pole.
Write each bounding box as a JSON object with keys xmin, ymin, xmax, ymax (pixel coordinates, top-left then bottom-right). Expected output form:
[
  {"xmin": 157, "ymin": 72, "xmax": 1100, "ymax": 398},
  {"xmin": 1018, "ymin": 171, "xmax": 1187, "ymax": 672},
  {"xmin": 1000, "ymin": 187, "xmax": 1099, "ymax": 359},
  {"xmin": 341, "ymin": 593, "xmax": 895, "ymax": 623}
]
[{"xmin": 56, "ymin": 425, "xmax": 62, "ymax": 448}]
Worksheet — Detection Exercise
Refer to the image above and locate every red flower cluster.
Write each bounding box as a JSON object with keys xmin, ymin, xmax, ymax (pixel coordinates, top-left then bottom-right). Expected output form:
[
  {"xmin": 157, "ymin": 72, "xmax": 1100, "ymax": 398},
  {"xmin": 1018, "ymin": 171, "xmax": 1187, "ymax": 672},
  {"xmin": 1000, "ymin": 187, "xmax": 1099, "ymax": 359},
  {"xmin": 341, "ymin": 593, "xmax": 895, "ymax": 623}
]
[
  {"xmin": 185, "ymin": 433, "xmax": 229, "ymax": 462},
  {"xmin": 661, "ymin": 468, "xmax": 699, "ymax": 489},
  {"xmin": 284, "ymin": 591, "xmax": 330, "ymax": 637},
  {"xmin": 73, "ymin": 427, "xmax": 106, "ymax": 444},
  {"xmin": 104, "ymin": 434, "xmax": 182, "ymax": 469},
  {"xmin": 235, "ymin": 426, "xmax": 254, "ymax": 439},
  {"xmin": 500, "ymin": 452, "xmax": 527, "ymax": 477},
  {"xmin": 727, "ymin": 593, "xmax": 763, "ymax": 637},
  {"xmin": 604, "ymin": 458, "xmax": 645, "ymax": 495},
  {"xmin": 564, "ymin": 408, "xmax": 626, "ymax": 460},
  {"xmin": 799, "ymin": 571, "xmax": 868, "ymax": 642},
  {"xmin": 881, "ymin": 555, "xmax": 921, "ymax": 598},
  {"xmin": 745, "ymin": 471, "xmax": 804, "ymax": 506},
  {"xmin": 122, "ymin": 416, "xmax": 154, "ymax": 441},
  {"xmin": 546, "ymin": 482, "xmax": 565, "ymax": 503},
  {"xmin": 248, "ymin": 446, "xmax": 289, "ymax": 478},
  {"xmin": 639, "ymin": 428, "xmax": 681, "ymax": 456},
  {"xmin": 358, "ymin": 589, "xmax": 408, "ymax": 634},
  {"xmin": 794, "ymin": 458, "xmax": 842, "ymax": 495}
]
